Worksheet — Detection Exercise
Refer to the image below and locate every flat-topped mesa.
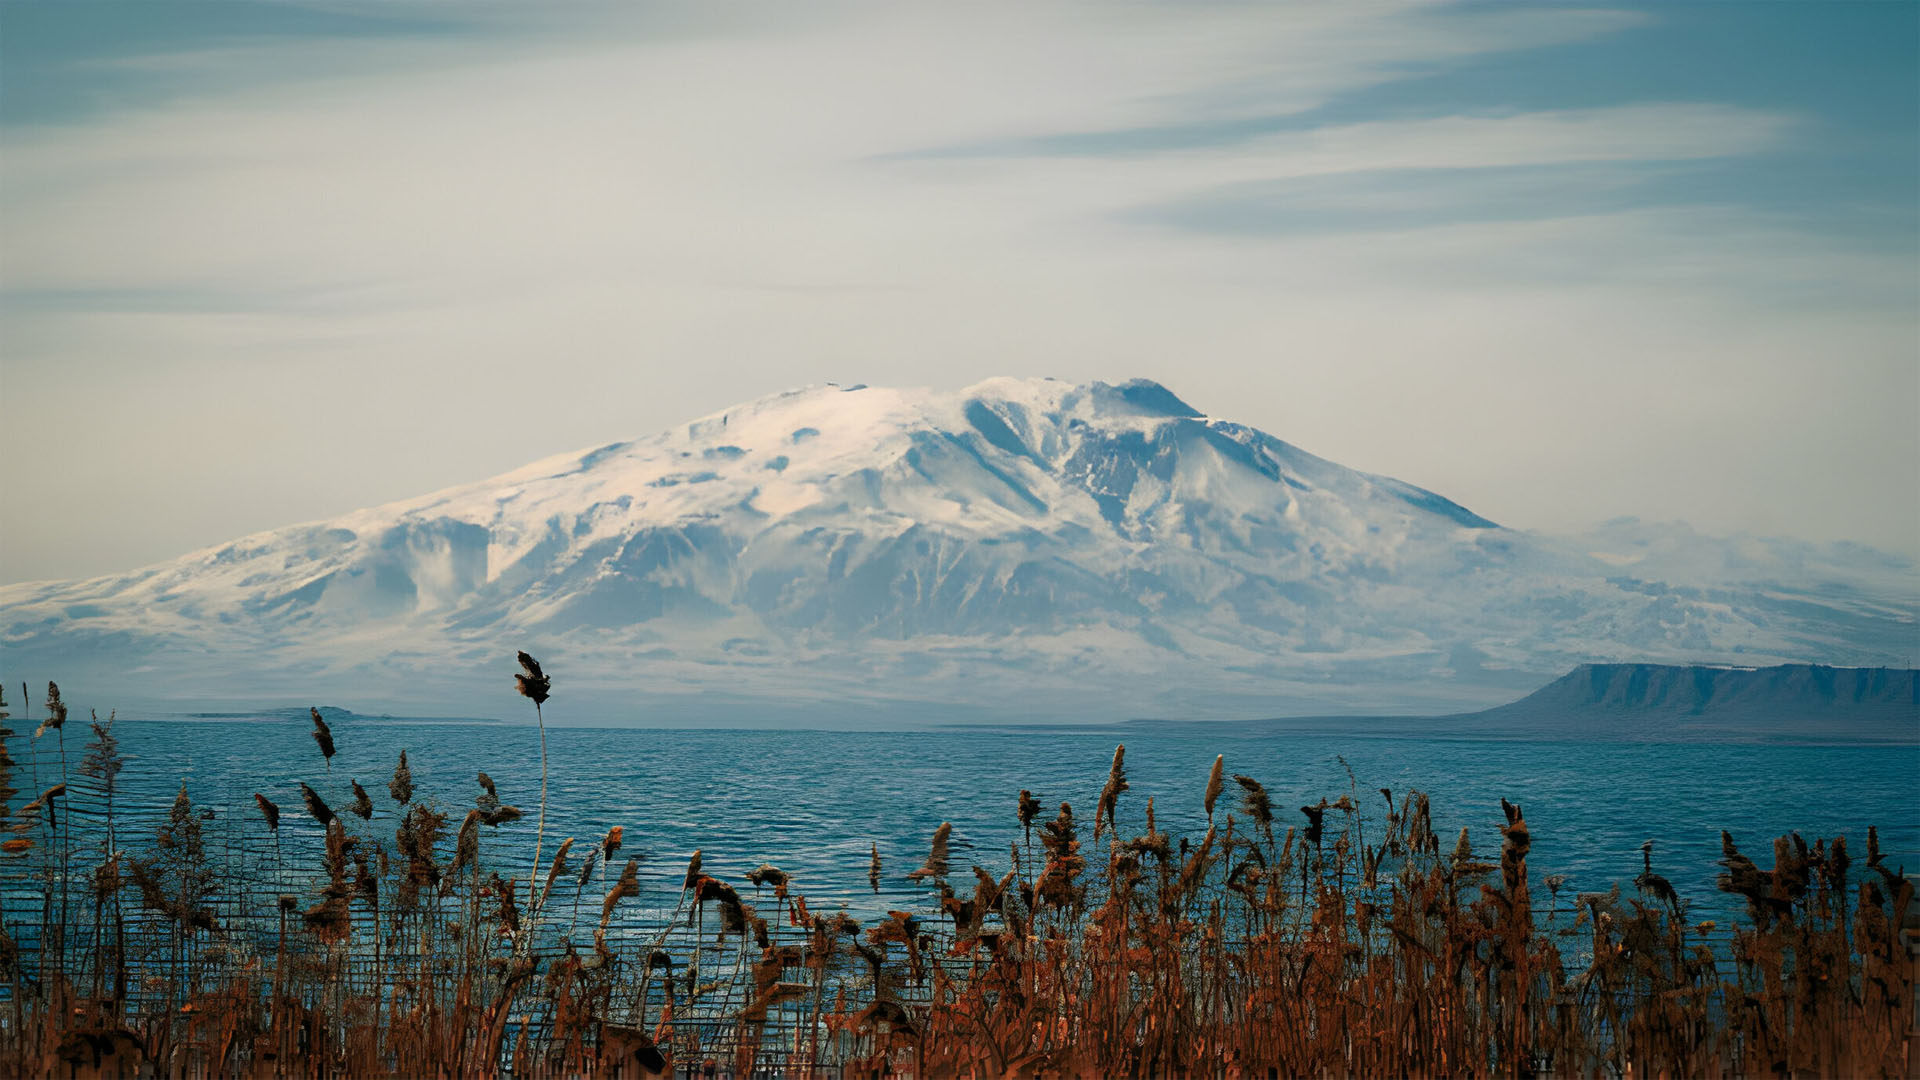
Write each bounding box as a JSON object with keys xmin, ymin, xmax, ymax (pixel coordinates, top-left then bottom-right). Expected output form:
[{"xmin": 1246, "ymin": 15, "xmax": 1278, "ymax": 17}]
[{"xmin": 1483, "ymin": 663, "xmax": 1920, "ymax": 719}]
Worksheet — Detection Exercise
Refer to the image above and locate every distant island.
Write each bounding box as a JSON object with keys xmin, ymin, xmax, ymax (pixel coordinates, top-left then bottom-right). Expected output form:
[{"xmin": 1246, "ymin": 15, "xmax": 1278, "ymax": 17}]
[
  {"xmin": 1179, "ymin": 663, "xmax": 1919, "ymax": 744},
  {"xmin": 1451, "ymin": 662, "xmax": 1918, "ymax": 743},
  {"xmin": 166, "ymin": 663, "xmax": 1920, "ymax": 743}
]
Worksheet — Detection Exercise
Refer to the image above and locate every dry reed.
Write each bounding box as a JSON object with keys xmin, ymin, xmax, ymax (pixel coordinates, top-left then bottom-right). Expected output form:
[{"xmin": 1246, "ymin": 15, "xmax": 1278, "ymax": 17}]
[{"xmin": 0, "ymin": 662, "xmax": 1910, "ymax": 1079}]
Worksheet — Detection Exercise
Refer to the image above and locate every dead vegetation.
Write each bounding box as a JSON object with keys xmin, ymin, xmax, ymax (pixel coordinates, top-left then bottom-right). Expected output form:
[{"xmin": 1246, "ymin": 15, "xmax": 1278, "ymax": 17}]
[{"xmin": 0, "ymin": 668, "xmax": 1911, "ymax": 1078}]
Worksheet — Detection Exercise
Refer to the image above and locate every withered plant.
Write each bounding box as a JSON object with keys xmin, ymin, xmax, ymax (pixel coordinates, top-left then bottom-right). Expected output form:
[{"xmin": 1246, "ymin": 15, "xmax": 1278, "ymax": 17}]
[{"xmin": 0, "ymin": 665, "xmax": 1909, "ymax": 1079}]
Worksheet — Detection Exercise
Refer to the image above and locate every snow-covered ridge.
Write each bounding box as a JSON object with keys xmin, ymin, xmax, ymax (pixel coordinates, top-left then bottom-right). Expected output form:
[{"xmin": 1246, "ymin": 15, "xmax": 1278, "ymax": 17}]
[{"xmin": 1, "ymin": 377, "xmax": 1911, "ymax": 719}]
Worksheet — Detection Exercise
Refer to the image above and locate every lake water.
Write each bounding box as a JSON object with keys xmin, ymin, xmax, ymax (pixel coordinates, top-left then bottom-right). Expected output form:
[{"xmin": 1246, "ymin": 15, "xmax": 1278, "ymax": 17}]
[{"xmin": 10, "ymin": 713, "xmax": 1915, "ymax": 931}]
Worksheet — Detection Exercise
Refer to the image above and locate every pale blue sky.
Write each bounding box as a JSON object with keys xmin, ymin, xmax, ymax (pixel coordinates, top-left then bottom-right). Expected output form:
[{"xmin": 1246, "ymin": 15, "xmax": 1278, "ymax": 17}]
[{"xmin": 1, "ymin": 1, "xmax": 1915, "ymax": 583}]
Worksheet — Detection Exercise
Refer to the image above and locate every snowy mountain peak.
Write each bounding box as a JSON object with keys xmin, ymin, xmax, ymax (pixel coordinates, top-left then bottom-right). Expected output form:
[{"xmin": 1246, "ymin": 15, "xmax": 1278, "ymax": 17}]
[
  {"xmin": 1, "ymin": 378, "xmax": 1909, "ymax": 720},
  {"xmin": 354, "ymin": 376, "xmax": 1495, "ymax": 598}
]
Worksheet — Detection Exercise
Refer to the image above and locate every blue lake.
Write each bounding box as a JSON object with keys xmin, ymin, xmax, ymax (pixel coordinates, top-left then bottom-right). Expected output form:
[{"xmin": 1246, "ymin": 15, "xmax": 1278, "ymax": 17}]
[{"xmin": 12, "ymin": 713, "xmax": 1915, "ymax": 930}]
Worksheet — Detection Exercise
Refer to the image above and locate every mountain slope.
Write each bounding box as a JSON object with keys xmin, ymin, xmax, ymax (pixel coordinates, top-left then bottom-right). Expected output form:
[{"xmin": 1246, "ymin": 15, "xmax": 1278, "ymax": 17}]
[
  {"xmin": 2, "ymin": 378, "xmax": 1913, "ymax": 720},
  {"xmin": 1458, "ymin": 663, "xmax": 1919, "ymax": 742}
]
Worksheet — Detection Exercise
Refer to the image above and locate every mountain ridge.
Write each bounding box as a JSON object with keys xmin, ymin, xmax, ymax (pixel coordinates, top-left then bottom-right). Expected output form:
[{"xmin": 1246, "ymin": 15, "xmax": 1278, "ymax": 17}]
[
  {"xmin": 1, "ymin": 377, "xmax": 1913, "ymax": 720},
  {"xmin": 1520, "ymin": 662, "xmax": 1918, "ymax": 715},
  {"xmin": 1451, "ymin": 662, "xmax": 1919, "ymax": 742}
]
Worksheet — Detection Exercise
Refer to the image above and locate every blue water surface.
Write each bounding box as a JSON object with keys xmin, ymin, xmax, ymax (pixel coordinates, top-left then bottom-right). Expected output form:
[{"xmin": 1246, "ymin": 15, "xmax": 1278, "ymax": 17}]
[{"xmin": 21, "ymin": 715, "xmax": 1914, "ymax": 929}]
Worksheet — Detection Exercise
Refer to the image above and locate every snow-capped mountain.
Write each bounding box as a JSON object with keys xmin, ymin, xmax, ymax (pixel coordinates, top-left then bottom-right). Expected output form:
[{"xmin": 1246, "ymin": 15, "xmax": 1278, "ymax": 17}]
[{"xmin": 2, "ymin": 378, "xmax": 1913, "ymax": 721}]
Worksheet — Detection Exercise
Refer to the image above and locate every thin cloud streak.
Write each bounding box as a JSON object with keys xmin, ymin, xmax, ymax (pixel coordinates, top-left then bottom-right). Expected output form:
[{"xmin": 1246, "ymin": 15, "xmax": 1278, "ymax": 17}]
[{"xmin": 0, "ymin": 3, "xmax": 1913, "ymax": 584}]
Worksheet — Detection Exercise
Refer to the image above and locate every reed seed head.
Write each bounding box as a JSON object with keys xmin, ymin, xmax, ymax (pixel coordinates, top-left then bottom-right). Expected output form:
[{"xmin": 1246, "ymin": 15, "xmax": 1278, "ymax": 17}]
[
  {"xmin": 389, "ymin": 750, "xmax": 413, "ymax": 805},
  {"xmin": 1300, "ymin": 802, "xmax": 1327, "ymax": 846},
  {"xmin": 1095, "ymin": 745, "xmax": 1128, "ymax": 841},
  {"xmin": 1233, "ymin": 775, "xmax": 1272, "ymax": 828},
  {"xmin": 476, "ymin": 771, "xmax": 500, "ymax": 814},
  {"xmin": 692, "ymin": 875, "xmax": 751, "ymax": 937},
  {"xmin": 906, "ymin": 822, "xmax": 951, "ymax": 882},
  {"xmin": 349, "ymin": 780, "xmax": 374, "ymax": 821},
  {"xmin": 36, "ymin": 682, "xmax": 67, "ymax": 738},
  {"xmin": 309, "ymin": 707, "xmax": 334, "ymax": 763},
  {"xmin": 542, "ymin": 837, "xmax": 575, "ymax": 902},
  {"xmin": 601, "ymin": 857, "xmax": 640, "ymax": 930},
  {"xmin": 746, "ymin": 863, "xmax": 789, "ymax": 892},
  {"xmin": 79, "ymin": 712, "xmax": 122, "ymax": 791},
  {"xmin": 299, "ymin": 782, "xmax": 334, "ymax": 828},
  {"xmin": 514, "ymin": 651, "xmax": 551, "ymax": 706},
  {"xmin": 447, "ymin": 809, "xmax": 482, "ymax": 881},
  {"xmin": 254, "ymin": 793, "xmax": 280, "ymax": 831}
]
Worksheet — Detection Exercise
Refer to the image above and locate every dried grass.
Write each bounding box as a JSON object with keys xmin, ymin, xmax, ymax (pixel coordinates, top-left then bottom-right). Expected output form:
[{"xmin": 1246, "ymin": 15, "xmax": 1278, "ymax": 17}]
[{"xmin": 0, "ymin": 671, "xmax": 1908, "ymax": 1079}]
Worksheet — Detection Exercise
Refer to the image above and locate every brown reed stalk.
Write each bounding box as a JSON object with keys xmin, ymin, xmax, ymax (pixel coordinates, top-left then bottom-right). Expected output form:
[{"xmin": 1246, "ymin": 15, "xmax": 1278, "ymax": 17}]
[
  {"xmin": 1094, "ymin": 744, "xmax": 1127, "ymax": 842},
  {"xmin": 4, "ymin": 678, "xmax": 1909, "ymax": 1079},
  {"xmin": 513, "ymin": 651, "xmax": 552, "ymax": 902},
  {"xmin": 39, "ymin": 684, "xmax": 70, "ymax": 991}
]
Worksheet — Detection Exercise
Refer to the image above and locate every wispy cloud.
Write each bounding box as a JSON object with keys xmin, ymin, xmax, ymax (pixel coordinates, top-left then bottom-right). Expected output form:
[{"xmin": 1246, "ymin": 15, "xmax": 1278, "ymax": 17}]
[{"xmin": 0, "ymin": 2, "xmax": 1913, "ymax": 583}]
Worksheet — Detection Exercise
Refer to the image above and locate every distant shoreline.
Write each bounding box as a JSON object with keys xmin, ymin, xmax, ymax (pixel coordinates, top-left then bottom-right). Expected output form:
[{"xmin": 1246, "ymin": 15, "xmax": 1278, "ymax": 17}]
[{"xmin": 74, "ymin": 661, "xmax": 1919, "ymax": 747}]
